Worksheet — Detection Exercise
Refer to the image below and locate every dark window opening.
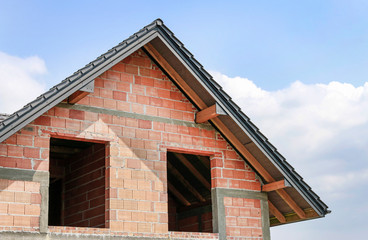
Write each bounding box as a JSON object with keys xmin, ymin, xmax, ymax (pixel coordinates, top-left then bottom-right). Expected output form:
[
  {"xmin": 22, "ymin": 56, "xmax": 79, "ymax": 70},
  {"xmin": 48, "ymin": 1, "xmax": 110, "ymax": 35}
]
[
  {"xmin": 49, "ymin": 138, "xmax": 106, "ymax": 228},
  {"xmin": 167, "ymin": 151, "xmax": 213, "ymax": 233}
]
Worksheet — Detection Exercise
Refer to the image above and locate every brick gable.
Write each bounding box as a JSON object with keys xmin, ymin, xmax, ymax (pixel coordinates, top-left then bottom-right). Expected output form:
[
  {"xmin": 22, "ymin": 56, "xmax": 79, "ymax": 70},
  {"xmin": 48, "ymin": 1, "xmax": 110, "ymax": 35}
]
[{"xmin": 0, "ymin": 49, "xmax": 263, "ymax": 239}]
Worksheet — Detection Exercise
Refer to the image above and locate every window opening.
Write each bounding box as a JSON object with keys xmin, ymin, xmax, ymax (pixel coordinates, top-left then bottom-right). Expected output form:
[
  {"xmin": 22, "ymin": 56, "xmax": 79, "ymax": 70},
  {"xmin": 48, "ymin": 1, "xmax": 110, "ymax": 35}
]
[
  {"xmin": 49, "ymin": 138, "xmax": 106, "ymax": 228},
  {"xmin": 167, "ymin": 151, "xmax": 213, "ymax": 233}
]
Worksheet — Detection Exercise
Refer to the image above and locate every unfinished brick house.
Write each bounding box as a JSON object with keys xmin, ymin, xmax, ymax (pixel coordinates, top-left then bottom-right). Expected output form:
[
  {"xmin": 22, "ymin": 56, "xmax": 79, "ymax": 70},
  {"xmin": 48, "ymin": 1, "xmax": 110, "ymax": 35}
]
[{"xmin": 0, "ymin": 19, "xmax": 329, "ymax": 239}]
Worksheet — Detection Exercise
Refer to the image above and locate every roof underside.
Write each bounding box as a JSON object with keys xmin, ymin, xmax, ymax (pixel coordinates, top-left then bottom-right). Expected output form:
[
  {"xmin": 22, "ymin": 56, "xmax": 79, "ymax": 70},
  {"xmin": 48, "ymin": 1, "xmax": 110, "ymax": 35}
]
[{"xmin": 0, "ymin": 19, "xmax": 329, "ymax": 226}]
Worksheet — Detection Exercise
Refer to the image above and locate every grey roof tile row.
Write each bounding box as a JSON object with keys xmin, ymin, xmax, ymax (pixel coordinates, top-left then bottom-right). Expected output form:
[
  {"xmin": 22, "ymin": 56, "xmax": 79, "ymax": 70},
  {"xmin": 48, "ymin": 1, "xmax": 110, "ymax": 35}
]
[{"xmin": 0, "ymin": 114, "xmax": 9, "ymax": 122}]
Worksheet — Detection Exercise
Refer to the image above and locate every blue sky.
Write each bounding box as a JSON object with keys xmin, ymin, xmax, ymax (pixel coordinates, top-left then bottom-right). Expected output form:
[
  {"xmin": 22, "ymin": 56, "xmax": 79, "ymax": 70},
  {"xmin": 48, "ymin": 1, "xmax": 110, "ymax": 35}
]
[
  {"xmin": 1, "ymin": 1, "xmax": 368, "ymax": 239},
  {"xmin": 2, "ymin": 0, "xmax": 368, "ymax": 91}
]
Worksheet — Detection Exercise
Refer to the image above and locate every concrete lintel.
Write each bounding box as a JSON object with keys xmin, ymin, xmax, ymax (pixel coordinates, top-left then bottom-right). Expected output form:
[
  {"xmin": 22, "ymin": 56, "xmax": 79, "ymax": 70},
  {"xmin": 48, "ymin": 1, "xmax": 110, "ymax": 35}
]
[
  {"xmin": 214, "ymin": 187, "xmax": 268, "ymax": 201},
  {"xmin": 57, "ymin": 103, "xmax": 214, "ymax": 130},
  {"xmin": 212, "ymin": 188, "xmax": 270, "ymax": 240},
  {"xmin": 0, "ymin": 167, "xmax": 49, "ymax": 186}
]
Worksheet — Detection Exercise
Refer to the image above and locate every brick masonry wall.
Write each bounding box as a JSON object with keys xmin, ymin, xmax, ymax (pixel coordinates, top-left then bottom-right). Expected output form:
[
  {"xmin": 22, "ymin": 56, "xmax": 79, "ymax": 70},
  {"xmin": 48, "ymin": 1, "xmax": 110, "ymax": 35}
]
[
  {"xmin": 224, "ymin": 197, "xmax": 262, "ymax": 240},
  {"xmin": 168, "ymin": 196, "xmax": 212, "ymax": 233},
  {"xmin": 0, "ymin": 48, "xmax": 262, "ymax": 238},
  {"xmin": 62, "ymin": 143, "xmax": 106, "ymax": 228},
  {"xmin": 0, "ymin": 179, "xmax": 40, "ymax": 232},
  {"xmin": 177, "ymin": 211, "xmax": 212, "ymax": 233},
  {"xmin": 0, "ymin": 126, "xmax": 49, "ymax": 171}
]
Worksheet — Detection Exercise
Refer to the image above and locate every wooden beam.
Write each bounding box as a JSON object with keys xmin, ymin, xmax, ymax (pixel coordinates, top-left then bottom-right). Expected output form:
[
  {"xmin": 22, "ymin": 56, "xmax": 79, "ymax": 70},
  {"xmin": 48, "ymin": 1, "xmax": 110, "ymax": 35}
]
[
  {"xmin": 270, "ymin": 208, "xmax": 319, "ymax": 226},
  {"xmin": 268, "ymin": 200, "xmax": 286, "ymax": 223},
  {"xmin": 168, "ymin": 162, "xmax": 206, "ymax": 202},
  {"xmin": 173, "ymin": 153, "xmax": 211, "ymax": 190},
  {"xmin": 196, "ymin": 104, "xmax": 217, "ymax": 123},
  {"xmin": 276, "ymin": 189, "xmax": 306, "ymax": 219},
  {"xmin": 262, "ymin": 179, "xmax": 290, "ymax": 192},
  {"xmin": 211, "ymin": 118, "xmax": 274, "ymax": 182},
  {"xmin": 145, "ymin": 42, "xmax": 274, "ymax": 182},
  {"xmin": 144, "ymin": 43, "xmax": 307, "ymax": 219},
  {"xmin": 168, "ymin": 182, "xmax": 191, "ymax": 206},
  {"xmin": 195, "ymin": 103, "xmax": 226, "ymax": 123},
  {"xmin": 68, "ymin": 90, "xmax": 90, "ymax": 104},
  {"xmin": 212, "ymin": 118, "xmax": 305, "ymax": 219},
  {"xmin": 68, "ymin": 80, "xmax": 94, "ymax": 104}
]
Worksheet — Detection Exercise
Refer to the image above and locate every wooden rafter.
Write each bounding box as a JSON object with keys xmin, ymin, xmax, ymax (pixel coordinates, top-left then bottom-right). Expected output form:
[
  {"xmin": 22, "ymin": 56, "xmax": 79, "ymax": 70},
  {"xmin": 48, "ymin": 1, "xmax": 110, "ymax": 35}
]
[
  {"xmin": 68, "ymin": 91, "xmax": 90, "ymax": 104},
  {"xmin": 195, "ymin": 103, "xmax": 226, "ymax": 123},
  {"xmin": 173, "ymin": 153, "xmax": 211, "ymax": 190},
  {"xmin": 270, "ymin": 208, "xmax": 318, "ymax": 226},
  {"xmin": 212, "ymin": 118, "xmax": 306, "ymax": 219},
  {"xmin": 168, "ymin": 182, "xmax": 191, "ymax": 206},
  {"xmin": 262, "ymin": 179, "xmax": 290, "ymax": 192},
  {"xmin": 211, "ymin": 118, "xmax": 274, "ymax": 182},
  {"xmin": 168, "ymin": 162, "xmax": 206, "ymax": 202},
  {"xmin": 276, "ymin": 189, "xmax": 306, "ymax": 219},
  {"xmin": 68, "ymin": 79, "xmax": 94, "ymax": 104},
  {"xmin": 268, "ymin": 200, "xmax": 286, "ymax": 223},
  {"xmin": 143, "ymin": 43, "xmax": 207, "ymax": 108},
  {"xmin": 143, "ymin": 43, "xmax": 306, "ymax": 220},
  {"xmin": 144, "ymin": 44, "xmax": 273, "ymax": 180}
]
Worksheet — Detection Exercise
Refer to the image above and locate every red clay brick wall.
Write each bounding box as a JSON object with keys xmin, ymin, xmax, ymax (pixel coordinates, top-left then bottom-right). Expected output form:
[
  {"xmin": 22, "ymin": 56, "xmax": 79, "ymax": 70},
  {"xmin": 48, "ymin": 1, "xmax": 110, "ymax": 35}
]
[
  {"xmin": 0, "ymin": 179, "xmax": 40, "ymax": 231},
  {"xmin": 178, "ymin": 215, "xmax": 199, "ymax": 232},
  {"xmin": 0, "ymin": 127, "xmax": 49, "ymax": 171},
  {"xmin": 168, "ymin": 196, "xmax": 212, "ymax": 233},
  {"xmin": 224, "ymin": 197, "xmax": 262, "ymax": 239},
  {"xmin": 177, "ymin": 211, "xmax": 212, "ymax": 233},
  {"xmin": 62, "ymin": 143, "xmax": 106, "ymax": 228},
  {"xmin": 211, "ymin": 148, "xmax": 260, "ymax": 191},
  {"xmin": 201, "ymin": 212, "xmax": 213, "ymax": 232},
  {"xmin": 0, "ymin": 48, "xmax": 262, "ymax": 238}
]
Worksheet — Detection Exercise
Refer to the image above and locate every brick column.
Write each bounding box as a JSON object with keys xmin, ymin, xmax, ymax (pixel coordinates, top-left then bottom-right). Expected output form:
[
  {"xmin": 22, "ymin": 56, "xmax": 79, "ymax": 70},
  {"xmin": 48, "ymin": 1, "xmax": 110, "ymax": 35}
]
[{"xmin": 212, "ymin": 188, "xmax": 270, "ymax": 240}]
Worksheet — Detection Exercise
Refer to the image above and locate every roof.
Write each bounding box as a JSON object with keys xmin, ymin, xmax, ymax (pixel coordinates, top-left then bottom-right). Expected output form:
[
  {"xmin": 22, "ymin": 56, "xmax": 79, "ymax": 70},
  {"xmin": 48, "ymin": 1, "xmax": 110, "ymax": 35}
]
[
  {"xmin": 0, "ymin": 19, "xmax": 329, "ymax": 225},
  {"xmin": 0, "ymin": 114, "xmax": 9, "ymax": 122}
]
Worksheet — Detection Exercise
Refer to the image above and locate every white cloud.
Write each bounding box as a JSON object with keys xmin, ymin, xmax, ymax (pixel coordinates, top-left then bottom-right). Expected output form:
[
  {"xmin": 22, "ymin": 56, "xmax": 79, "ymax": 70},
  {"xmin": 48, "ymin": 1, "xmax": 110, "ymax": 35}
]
[
  {"xmin": 212, "ymin": 71, "xmax": 368, "ymax": 165},
  {"xmin": 211, "ymin": 71, "xmax": 368, "ymax": 239},
  {"xmin": 0, "ymin": 52, "xmax": 47, "ymax": 114},
  {"xmin": 319, "ymin": 168, "xmax": 368, "ymax": 196},
  {"xmin": 212, "ymin": 71, "xmax": 368, "ymax": 153}
]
